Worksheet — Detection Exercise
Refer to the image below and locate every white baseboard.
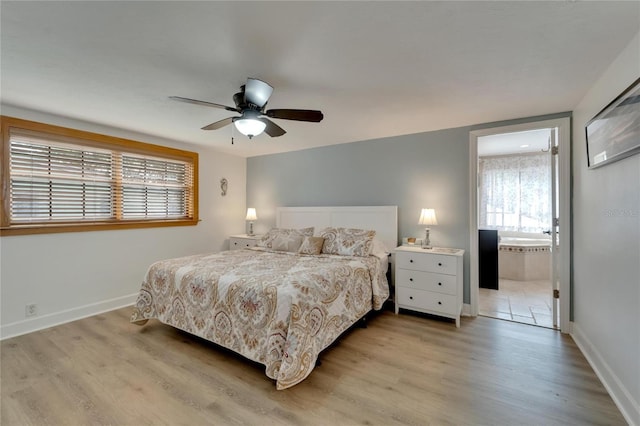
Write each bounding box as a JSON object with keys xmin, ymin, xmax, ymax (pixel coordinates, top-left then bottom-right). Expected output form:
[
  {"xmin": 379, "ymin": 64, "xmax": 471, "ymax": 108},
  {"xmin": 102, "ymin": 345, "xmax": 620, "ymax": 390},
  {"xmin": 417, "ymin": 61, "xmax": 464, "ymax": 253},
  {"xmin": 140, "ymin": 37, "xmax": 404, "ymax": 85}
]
[
  {"xmin": 571, "ymin": 322, "xmax": 640, "ymax": 426},
  {"xmin": 1, "ymin": 293, "xmax": 138, "ymax": 340}
]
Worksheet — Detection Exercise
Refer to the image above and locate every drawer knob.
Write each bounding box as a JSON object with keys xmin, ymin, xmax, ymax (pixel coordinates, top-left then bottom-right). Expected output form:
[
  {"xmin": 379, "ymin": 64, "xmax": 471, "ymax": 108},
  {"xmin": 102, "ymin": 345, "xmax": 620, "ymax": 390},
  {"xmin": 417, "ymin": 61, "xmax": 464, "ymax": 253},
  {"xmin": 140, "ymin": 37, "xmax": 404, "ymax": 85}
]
[
  {"xmin": 409, "ymin": 278, "xmax": 413, "ymax": 282},
  {"xmin": 438, "ymin": 262, "xmax": 442, "ymax": 266},
  {"xmin": 409, "ymin": 296, "xmax": 413, "ymax": 300},
  {"xmin": 438, "ymin": 301, "xmax": 442, "ymax": 305},
  {"xmin": 410, "ymin": 259, "xmax": 414, "ymax": 263},
  {"xmin": 438, "ymin": 282, "xmax": 442, "ymax": 286}
]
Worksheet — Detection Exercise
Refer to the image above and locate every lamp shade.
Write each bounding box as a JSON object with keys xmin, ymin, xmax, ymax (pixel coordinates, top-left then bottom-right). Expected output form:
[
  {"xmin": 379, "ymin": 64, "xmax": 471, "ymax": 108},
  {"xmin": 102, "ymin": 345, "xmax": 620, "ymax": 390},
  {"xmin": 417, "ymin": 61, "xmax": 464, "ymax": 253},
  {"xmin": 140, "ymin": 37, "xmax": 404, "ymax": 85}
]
[
  {"xmin": 245, "ymin": 208, "xmax": 257, "ymax": 221},
  {"xmin": 418, "ymin": 208, "xmax": 438, "ymax": 226},
  {"xmin": 234, "ymin": 119, "xmax": 266, "ymax": 138}
]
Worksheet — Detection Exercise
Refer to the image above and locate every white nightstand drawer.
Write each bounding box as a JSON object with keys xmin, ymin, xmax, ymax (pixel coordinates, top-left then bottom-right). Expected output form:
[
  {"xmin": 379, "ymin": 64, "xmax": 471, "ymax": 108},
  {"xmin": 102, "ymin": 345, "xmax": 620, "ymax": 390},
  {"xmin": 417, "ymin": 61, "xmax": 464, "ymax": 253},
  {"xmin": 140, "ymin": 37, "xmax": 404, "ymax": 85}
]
[
  {"xmin": 229, "ymin": 235, "xmax": 261, "ymax": 249},
  {"xmin": 396, "ymin": 269, "xmax": 457, "ymax": 295},
  {"xmin": 230, "ymin": 239, "xmax": 256, "ymax": 249},
  {"xmin": 396, "ymin": 252, "xmax": 456, "ymax": 275},
  {"xmin": 397, "ymin": 288, "xmax": 458, "ymax": 315}
]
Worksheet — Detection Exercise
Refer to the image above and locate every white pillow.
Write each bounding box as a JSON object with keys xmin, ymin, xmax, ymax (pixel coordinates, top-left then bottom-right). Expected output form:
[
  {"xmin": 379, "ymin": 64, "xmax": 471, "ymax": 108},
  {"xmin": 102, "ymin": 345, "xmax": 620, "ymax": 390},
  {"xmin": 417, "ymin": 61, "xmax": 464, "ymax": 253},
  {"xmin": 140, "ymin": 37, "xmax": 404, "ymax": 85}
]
[{"xmin": 370, "ymin": 239, "xmax": 390, "ymax": 259}]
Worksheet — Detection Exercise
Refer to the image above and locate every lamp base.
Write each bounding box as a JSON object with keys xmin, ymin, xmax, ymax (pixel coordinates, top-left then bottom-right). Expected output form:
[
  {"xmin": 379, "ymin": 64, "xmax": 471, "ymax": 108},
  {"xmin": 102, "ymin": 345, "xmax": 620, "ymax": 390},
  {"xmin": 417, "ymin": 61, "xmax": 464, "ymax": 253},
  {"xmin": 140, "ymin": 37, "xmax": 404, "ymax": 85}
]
[
  {"xmin": 422, "ymin": 228, "xmax": 432, "ymax": 249},
  {"xmin": 248, "ymin": 222, "xmax": 254, "ymax": 236}
]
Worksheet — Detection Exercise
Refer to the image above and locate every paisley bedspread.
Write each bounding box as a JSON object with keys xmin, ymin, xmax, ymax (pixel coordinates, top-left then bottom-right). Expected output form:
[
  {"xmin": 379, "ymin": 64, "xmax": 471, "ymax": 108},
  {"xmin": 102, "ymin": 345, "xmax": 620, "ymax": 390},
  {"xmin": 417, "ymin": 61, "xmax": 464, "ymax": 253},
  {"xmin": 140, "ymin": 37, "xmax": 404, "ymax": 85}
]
[{"xmin": 130, "ymin": 247, "xmax": 388, "ymax": 389}]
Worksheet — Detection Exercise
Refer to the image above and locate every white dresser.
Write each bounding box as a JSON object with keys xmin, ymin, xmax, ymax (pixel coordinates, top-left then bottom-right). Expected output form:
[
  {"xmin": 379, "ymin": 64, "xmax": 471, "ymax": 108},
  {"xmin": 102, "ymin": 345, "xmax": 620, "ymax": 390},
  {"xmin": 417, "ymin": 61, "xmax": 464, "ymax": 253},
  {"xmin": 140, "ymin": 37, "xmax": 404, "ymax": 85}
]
[
  {"xmin": 394, "ymin": 246, "xmax": 464, "ymax": 327},
  {"xmin": 229, "ymin": 234, "xmax": 262, "ymax": 249}
]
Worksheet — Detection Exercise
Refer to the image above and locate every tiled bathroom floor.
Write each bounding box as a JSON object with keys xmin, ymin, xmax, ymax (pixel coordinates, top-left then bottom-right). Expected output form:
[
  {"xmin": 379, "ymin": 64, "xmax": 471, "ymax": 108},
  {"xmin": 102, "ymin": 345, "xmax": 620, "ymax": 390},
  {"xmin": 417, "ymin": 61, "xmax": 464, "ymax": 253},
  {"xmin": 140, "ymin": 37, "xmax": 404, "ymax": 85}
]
[{"xmin": 479, "ymin": 279, "xmax": 555, "ymax": 329}]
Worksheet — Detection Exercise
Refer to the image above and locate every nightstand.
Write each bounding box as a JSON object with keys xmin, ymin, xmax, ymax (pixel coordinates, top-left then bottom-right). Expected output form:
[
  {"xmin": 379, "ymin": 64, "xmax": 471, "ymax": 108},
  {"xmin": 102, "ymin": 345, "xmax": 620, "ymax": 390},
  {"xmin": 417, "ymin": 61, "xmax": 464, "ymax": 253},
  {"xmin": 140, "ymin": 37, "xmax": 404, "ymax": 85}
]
[
  {"xmin": 394, "ymin": 246, "xmax": 464, "ymax": 327},
  {"xmin": 229, "ymin": 234, "xmax": 262, "ymax": 249}
]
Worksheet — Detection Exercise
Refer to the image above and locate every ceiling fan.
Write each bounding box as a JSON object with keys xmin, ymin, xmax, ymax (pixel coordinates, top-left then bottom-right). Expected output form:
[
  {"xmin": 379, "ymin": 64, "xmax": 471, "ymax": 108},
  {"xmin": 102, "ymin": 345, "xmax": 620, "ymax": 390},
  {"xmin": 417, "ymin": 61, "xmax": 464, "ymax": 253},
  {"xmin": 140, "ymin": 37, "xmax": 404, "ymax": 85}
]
[{"xmin": 169, "ymin": 78, "xmax": 324, "ymax": 139}]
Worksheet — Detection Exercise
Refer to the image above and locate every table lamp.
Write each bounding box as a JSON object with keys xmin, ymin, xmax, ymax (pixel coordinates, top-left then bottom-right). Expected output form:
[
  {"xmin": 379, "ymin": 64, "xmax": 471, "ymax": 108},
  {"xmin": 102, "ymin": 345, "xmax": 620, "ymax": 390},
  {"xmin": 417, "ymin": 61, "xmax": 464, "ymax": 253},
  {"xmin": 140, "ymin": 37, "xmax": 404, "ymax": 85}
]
[
  {"xmin": 418, "ymin": 208, "xmax": 437, "ymax": 249},
  {"xmin": 246, "ymin": 208, "xmax": 257, "ymax": 236}
]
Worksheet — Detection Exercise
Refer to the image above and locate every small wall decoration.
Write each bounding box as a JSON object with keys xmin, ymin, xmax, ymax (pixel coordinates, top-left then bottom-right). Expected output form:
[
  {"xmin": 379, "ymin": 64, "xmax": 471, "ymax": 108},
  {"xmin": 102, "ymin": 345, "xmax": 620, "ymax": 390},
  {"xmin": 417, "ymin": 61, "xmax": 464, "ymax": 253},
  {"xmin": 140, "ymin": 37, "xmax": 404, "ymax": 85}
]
[
  {"xmin": 586, "ymin": 77, "xmax": 640, "ymax": 168},
  {"xmin": 220, "ymin": 178, "xmax": 228, "ymax": 196}
]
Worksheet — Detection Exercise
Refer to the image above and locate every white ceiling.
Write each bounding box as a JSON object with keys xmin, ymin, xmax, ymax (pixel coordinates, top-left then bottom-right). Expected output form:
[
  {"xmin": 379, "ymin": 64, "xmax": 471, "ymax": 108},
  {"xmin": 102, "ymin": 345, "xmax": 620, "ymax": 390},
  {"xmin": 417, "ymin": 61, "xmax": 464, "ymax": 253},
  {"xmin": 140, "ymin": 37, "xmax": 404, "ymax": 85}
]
[
  {"xmin": 478, "ymin": 129, "xmax": 553, "ymax": 157},
  {"xmin": 1, "ymin": 1, "xmax": 638, "ymax": 158}
]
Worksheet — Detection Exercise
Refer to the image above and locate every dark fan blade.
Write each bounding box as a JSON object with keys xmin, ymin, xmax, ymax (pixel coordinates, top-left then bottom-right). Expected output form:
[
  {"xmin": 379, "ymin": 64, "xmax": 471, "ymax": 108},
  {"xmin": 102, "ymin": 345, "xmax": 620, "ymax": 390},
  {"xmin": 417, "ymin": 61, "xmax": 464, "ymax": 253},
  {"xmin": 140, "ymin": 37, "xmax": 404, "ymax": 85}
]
[
  {"xmin": 201, "ymin": 117, "xmax": 234, "ymax": 131},
  {"xmin": 244, "ymin": 78, "xmax": 273, "ymax": 108},
  {"xmin": 265, "ymin": 109, "xmax": 324, "ymax": 122},
  {"xmin": 260, "ymin": 118, "xmax": 286, "ymax": 137},
  {"xmin": 169, "ymin": 96, "xmax": 239, "ymax": 112}
]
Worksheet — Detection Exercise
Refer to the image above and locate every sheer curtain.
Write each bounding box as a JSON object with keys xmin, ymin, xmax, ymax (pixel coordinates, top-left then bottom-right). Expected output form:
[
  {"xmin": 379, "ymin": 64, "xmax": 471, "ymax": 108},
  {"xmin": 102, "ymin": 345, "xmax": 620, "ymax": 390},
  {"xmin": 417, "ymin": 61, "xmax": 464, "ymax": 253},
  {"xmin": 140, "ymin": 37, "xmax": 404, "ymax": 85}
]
[{"xmin": 479, "ymin": 153, "xmax": 551, "ymax": 233}]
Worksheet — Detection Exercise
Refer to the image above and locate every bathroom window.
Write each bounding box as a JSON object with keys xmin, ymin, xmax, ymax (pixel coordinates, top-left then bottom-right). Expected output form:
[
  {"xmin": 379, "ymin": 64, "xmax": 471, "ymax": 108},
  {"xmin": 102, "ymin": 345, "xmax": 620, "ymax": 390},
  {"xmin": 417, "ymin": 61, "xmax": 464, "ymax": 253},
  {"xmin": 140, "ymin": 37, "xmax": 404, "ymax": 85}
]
[{"xmin": 479, "ymin": 153, "xmax": 550, "ymax": 233}]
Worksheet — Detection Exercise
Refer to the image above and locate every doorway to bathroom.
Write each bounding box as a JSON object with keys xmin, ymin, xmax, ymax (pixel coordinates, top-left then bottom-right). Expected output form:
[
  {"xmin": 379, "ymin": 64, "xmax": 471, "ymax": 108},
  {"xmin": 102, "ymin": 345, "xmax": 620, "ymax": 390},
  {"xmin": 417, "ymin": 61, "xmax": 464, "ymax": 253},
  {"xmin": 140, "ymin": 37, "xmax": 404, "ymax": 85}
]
[
  {"xmin": 478, "ymin": 128, "xmax": 555, "ymax": 328},
  {"xmin": 469, "ymin": 117, "xmax": 571, "ymax": 332}
]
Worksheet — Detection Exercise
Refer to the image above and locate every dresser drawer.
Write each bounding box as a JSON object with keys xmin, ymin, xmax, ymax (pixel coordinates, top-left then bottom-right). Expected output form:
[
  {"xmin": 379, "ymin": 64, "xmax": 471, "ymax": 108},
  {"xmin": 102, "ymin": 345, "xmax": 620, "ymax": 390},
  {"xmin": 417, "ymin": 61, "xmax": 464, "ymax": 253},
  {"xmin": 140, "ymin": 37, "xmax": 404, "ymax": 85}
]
[
  {"xmin": 396, "ymin": 269, "xmax": 457, "ymax": 295},
  {"xmin": 396, "ymin": 252, "xmax": 456, "ymax": 275},
  {"xmin": 397, "ymin": 287, "xmax": 458, "ymax": 315}
]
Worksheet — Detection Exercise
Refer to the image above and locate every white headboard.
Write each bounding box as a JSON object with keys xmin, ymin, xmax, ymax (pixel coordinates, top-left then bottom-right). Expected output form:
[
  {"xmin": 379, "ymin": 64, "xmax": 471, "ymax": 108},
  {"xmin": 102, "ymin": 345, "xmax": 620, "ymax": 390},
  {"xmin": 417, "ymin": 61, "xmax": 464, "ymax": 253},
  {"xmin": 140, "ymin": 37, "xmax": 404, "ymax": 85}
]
[{"xmin": 276, "ymin": 206, "xmax": 398, "ymax": 251}]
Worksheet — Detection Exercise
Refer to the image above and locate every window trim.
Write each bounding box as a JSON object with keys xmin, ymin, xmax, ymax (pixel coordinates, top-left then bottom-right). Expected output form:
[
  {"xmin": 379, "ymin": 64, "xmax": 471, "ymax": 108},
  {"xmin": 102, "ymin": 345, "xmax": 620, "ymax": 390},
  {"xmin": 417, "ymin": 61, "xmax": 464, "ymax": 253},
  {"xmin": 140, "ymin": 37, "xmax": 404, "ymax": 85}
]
[{"xmin": 1, "ymin": 116, "xmax": 199, "ymax": 236}]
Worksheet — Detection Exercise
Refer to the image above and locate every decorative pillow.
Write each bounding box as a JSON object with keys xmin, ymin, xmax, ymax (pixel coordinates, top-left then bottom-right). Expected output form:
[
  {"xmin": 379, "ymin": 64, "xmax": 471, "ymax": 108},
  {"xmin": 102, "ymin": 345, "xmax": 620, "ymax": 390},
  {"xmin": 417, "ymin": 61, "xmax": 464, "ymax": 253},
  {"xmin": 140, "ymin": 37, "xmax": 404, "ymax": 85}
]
[
  {"xmin": 320, "ymin": 227, "xmax": 376, "ymax": 257},
  {"xmin": 298, "ymin": 236, "xmax": 325, "ymax": 255},
  {"xmin": 271, "ymin": 234, "xmax": 304, "ymax": 252},
  {"xmin": 256, "ymin": 227, "xmax": 314, "ymax": 249},
  {"xmin": 370, "ymin": 239, "xmax": 390, "ymax": 259}
]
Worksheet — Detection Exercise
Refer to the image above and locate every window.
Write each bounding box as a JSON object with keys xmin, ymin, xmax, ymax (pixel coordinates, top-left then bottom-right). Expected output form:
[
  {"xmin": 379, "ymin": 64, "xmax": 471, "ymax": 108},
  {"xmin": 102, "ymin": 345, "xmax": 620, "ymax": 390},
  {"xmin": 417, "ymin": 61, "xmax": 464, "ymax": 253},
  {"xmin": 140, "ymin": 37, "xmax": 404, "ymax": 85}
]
[
  {"xmin": 479, "ymin": 153, "xmax": 550, "ymax": 233},
  {"xmin": 1, "ymin": 116, "xmax": 198, "ymax": 235}
]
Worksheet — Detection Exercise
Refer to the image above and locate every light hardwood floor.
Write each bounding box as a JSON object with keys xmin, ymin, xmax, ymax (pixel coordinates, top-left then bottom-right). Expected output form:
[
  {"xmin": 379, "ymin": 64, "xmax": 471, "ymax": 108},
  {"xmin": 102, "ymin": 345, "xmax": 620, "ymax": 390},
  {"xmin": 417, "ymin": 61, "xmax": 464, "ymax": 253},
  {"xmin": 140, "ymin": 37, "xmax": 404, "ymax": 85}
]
[{"xmin": 1, "ymin": 307, "xmax": 626, "ymax": 425}]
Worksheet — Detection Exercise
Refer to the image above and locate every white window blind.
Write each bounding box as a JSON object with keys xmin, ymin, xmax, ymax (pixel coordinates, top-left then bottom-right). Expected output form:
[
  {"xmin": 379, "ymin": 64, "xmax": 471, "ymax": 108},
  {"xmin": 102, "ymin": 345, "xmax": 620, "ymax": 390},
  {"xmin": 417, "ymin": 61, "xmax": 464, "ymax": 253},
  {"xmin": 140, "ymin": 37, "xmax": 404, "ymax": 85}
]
[
  {"xmin": 7, "ymin": 129, "xmax": 194, "ymax": 225},
  {"xmin": 120, "ymin": 154, "xmax": 193, "ymax": 219}
]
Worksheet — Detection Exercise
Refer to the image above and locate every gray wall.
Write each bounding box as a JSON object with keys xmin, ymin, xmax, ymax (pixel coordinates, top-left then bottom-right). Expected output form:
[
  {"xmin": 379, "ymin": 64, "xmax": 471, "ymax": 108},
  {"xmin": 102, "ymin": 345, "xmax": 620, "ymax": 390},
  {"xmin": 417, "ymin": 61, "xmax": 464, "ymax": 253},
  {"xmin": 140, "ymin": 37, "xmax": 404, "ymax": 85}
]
[
  {"xmin": 247, "ymin": 112, "xmax": 569, "ymax": 304},
  {"xmin": 248, "ymin": 127, "xmax": 470, "ymax": 301},
  {"xmin": 571, "ymin": 32, "xmax": 639, "ymax": 424}
]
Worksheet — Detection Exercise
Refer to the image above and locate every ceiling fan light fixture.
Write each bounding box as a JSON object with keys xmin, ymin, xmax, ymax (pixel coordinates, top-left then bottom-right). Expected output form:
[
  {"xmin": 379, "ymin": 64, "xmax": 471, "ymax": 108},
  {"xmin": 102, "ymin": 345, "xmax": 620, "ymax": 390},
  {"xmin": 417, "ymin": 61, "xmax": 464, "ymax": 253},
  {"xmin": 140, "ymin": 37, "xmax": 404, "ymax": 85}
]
[
  {"xmin": 234, "ymin": 118, "xmax": 266, "ymax": 139},
  {"xmin": 170, "ymin": 77, "xmax": 322, "ymax": 139}
]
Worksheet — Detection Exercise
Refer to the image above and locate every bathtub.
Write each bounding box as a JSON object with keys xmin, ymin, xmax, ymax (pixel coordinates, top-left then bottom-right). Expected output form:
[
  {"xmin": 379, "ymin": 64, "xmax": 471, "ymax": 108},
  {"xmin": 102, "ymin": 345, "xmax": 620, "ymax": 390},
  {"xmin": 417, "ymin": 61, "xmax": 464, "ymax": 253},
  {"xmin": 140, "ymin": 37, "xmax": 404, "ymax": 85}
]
[{"xmin": 498, "ymin": 233, "xmax": 551, "ymax": 281}]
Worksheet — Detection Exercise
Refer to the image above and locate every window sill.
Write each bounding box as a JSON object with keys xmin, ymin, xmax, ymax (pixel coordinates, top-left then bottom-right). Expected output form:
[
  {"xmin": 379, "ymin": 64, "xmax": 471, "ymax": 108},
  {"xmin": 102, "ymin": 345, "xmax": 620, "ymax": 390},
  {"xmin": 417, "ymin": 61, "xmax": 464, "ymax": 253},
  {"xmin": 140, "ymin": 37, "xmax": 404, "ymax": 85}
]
[{"xmin": 0, "ymin": 219, "xmax": 199, "ymax": 236}]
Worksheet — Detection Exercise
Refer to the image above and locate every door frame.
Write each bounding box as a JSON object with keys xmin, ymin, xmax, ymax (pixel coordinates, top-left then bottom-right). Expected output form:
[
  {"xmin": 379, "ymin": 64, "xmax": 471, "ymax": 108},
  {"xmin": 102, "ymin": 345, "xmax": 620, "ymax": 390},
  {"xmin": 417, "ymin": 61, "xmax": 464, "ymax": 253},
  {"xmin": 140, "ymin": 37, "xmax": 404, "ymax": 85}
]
[{"xmin": 468, "ymin": 117, "xmax": 571, "ymax": 333}]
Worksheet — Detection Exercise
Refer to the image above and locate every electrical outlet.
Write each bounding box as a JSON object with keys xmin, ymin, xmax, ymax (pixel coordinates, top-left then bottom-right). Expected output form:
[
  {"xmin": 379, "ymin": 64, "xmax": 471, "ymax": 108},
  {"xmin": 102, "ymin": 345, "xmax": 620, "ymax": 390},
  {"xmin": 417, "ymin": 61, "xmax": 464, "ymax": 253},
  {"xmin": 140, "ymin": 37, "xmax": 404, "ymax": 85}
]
[{"xmin": 25, "ymin": 303, "xmax": 37, "ymax": 317}]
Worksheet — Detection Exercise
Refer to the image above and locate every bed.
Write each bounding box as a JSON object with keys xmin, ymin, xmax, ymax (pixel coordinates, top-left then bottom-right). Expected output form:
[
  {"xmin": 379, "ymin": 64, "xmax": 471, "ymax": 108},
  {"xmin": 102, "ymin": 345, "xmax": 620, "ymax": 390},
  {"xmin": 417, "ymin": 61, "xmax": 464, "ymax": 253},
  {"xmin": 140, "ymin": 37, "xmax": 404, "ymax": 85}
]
[{"xmin": 131, "ymin": 206, "xmax": 398, "ymax": 389}]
